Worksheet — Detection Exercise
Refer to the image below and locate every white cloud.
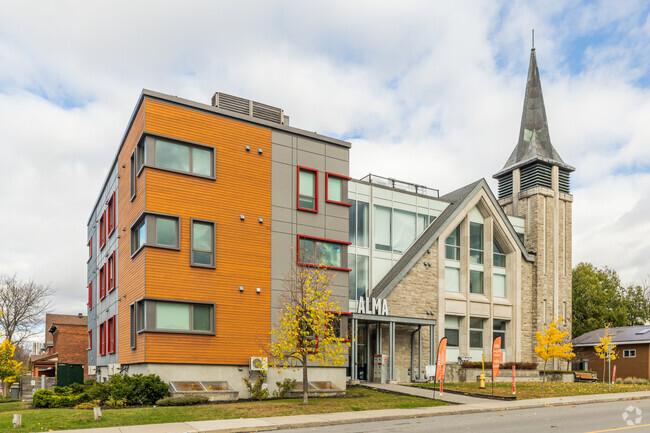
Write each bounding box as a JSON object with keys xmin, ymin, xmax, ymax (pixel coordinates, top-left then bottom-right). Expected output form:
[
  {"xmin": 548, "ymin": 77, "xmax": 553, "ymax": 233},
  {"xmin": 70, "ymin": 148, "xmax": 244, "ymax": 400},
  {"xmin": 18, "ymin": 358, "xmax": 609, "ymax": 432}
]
[{"xmin": 0, "ymin": 0, "xmax": 650, "ymax": 321}]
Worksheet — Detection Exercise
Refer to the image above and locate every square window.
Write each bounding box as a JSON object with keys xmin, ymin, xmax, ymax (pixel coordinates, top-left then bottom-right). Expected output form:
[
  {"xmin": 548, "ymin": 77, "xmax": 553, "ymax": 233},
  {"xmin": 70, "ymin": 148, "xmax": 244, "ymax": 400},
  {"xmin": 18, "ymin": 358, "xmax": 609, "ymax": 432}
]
[
  {"xmin": 156, "ymin": 216, "xmax": 177, "ymax": 247},
  {"xmin": 298, "ymin": 167, "xmax": 318, "ymax": 212},
  {"xmin": 445, "ymin": 267, "xmax": 460, "ymax": 292},
  {"xmin": 493, "ymin": 273, "xmax": 506, "ymax": 297},
  {"xmin": 326, "ymin": 173, "xmax": 350, "ymax": 206},
  {"xmin": 131, "ymin": 213, "xmax": 180, "ymax": 255}
]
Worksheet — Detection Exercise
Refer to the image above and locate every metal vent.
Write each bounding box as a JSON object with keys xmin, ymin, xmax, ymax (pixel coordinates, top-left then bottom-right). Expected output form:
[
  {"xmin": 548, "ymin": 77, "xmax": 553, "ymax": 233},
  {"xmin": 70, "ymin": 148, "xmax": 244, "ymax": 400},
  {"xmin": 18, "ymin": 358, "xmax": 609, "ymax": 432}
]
[
  {"xmin": 521, "ymin": 163, "xmax": 552, "ymax": 191},
  {"xmin": 559, "ymin": 170, "xmax": 570, "ymax": 194},
  {"xmin": 211, "ymin": 92, "xmax": 287, "ymax": 125},
  {"xmin": 497, "ymin": 172, "xmax": 513, "ymax": 199}
]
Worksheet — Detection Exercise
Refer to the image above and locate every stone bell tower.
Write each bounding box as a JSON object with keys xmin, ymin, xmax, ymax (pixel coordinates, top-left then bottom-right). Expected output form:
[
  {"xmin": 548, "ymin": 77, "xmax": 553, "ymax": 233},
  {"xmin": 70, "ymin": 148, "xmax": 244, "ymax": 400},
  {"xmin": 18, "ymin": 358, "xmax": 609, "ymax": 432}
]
[{"xmin": 493, "ymin": 47, "xmax": 575, "ymax": 365}]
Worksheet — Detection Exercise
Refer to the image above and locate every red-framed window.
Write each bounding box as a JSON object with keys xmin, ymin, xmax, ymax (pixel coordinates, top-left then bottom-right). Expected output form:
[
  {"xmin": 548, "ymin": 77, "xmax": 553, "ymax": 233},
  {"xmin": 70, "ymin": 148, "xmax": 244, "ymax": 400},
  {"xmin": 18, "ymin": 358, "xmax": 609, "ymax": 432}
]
[
  {"xmin": 99, "ymin": 322, "xmax": 106, "ymax": 355},
  {"xmin": 107, "ymin": 191, "xmax": 116, "ymax": 236},
  {"xmin": 99, "ymin": 264, "xmax": 106, "ymax": 299},
  {"xmin": 326, "ymin": 311, "xmax": 352, "ymax": 342},
  {"xmin": 108, "ymin": 316, "xmax": 116, "ymax": 354},
  {"xmin": 87, "ymin": 237, "xmax": 92, "ymax": 262},
  {"xmin": 297, "ymin": 166, "xmax": 318, "ymax": 212},
  {"xmin": 88, "ymin": 282, "xmax": 93, "ymax": 311},
  {"xmin": 297, "ymin": 235, "xmax": 351, "ymax": 271},
  {"xmin": 296, "ymin": 311, "xmax": 319, "ymax": 354},
  {"xmin": 88, "ymin": 329, "xmax": 93, "ymax": 350},
  {"xmin": 325, "ymin": 173, "xmax": 351, "ymax": 206},
  {"xmin": 108, "ymin": 251, "xmax": 116, "ymax": 292},
  {"xmin": 99, "ymin": 211, "xmax": 106, "ymax": 249}
]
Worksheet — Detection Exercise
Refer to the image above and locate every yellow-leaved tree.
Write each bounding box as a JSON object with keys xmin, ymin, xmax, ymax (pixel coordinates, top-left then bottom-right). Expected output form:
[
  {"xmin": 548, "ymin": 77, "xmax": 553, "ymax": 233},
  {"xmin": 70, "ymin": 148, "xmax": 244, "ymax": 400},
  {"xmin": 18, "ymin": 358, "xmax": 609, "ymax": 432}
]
[
  {"xmin": 535, "ymin": 317, "xmax": 575, "ymax": 391},
  {"xmin": 268, "ymin": 254, "xmax": 349, "ymax": 405},
  {"xmin": 594, "ymin": 324, "xmax": 617, "ymax": 389}
]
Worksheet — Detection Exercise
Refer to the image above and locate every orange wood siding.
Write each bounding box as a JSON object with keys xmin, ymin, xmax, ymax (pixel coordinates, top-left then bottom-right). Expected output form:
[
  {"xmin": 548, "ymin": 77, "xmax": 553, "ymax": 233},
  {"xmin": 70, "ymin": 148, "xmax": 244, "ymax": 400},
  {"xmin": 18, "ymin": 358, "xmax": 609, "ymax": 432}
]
[
  {"xmin": 142, "ymin": 98, "xmax": 272, "ymax": 365},
  {"xmin": 116, "ymin": 103, "xmax": 146, "ymax": 365}
]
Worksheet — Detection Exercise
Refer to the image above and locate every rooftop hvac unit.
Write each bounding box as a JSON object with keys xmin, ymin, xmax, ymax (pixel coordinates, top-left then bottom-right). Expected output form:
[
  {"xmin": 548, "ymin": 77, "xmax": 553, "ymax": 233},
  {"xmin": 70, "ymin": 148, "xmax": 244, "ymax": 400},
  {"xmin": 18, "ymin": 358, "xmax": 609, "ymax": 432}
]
[{"xmin": 249, "ymin": 357, "xmax": 268, "ymax": 371}]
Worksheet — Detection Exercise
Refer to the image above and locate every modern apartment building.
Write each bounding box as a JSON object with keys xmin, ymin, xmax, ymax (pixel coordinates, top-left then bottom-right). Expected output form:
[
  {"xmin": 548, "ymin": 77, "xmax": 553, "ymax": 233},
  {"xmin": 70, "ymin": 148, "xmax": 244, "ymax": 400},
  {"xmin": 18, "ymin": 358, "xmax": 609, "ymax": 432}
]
[{"xmin": 87, "ymin": 47, "xmax": 574, "ymax": 389}]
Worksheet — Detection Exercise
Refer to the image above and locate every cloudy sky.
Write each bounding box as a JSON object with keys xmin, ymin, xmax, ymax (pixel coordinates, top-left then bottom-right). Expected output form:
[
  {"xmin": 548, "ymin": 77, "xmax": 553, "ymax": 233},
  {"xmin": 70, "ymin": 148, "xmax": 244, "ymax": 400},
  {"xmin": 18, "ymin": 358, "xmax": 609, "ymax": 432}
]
[{"xmin": 1, "ymin": 1, "xmax": 650, "ymax": 327}]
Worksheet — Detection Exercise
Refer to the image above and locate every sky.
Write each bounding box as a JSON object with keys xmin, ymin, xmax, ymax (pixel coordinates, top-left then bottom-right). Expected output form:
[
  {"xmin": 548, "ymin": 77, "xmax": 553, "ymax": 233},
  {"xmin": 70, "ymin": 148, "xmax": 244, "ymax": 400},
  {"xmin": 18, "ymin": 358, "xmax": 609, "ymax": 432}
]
[{"xmin": 1, "ymin": 1, "xmax": 650, "ymax": 337}]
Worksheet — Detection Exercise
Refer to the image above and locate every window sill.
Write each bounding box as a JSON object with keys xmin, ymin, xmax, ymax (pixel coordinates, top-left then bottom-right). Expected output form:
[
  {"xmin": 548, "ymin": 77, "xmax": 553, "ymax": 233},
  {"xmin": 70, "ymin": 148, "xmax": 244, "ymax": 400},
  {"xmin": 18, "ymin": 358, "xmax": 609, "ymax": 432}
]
[
  {"xmin": 108, "ymin": 227, "xmax": 115, "ymax": 237},
  {"xmin": 444, "ymin": 292, "xmax": 466, "ymax": 301},
  {"xmin": 190, "ymin": 263, "xmax": 216, "ymax": 269},
  {"xmin": 298, "ymin": 262, "xmax": 352, "ymax": 272},
  {"xmin": 468, "ymin": 293, "xmax": 490, "ymax": 303},
  {"xmin": 492, "ymin": 297, "xmax": 512, "ymax": 306},
  {"xmin": 139, "ymin": 329, "xmax": 215, "ymax": 336},
  {"xmin": 297, "ymin": 206, "xmax": 318, "ymax": 213},
  {"xmin": 326, "ymin": 199, "xmax": 352, "ymax": 207}
]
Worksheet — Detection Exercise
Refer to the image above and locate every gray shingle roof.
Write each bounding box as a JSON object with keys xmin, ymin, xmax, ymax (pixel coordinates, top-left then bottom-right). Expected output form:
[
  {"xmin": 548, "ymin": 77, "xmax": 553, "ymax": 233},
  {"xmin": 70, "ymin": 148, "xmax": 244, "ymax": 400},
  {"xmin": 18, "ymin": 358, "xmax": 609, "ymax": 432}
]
[{"xmin": 572, "ymin": 326, "xmax": 650, "ymax": 346}]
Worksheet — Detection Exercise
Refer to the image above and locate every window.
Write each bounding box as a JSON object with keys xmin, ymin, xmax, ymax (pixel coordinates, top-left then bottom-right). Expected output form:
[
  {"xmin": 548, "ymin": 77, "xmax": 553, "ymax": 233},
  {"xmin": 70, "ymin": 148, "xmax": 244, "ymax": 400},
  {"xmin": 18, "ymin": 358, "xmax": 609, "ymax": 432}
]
[
  {"xmin": 99, "ymin": 264, "xmax": 106, "ymax": 299},
  {"xmin": 624, "ymin": 349, "xmax": 636, "ymax": 358},
  {"xmin": 145, "ymin": 300, "xmax": 214, "ymax": 334},
  {"xmin": 130, "ymin": 150, "xmax": 137, "ymax": 200},
  {"xmin": 107, "ymin": 316, "xmax": 116, "ymax": 354},
  {"xmin": 445, "ymin": 266, "xmax": 460, "ymax": 292},
  {"xmin": 470, "ymin": 317, "xmax": 484, "ymax": 348},
  {"xmin": 445, "ymin": 316, "xmax": 460, "ymax": 347},
  {"xmin": 130, "ymin": 303, "xmax": 137, "ymax": 349},
  {"xmin": 469, "ymin": 222, "xmax": 484, "ymax": 264},
  {"xmin": 191, "ymin": 219, "xmax": 215, "ymax": 268},
  {"xmin": 152, "ymin": 138, "xmax": 214, "ymax": 177},
  {"xmin": 131, "ymin": 213, "xmax": 180, "ymax": 256},
  {"xmin": 493, "ymin": 273, "xmax": 506, "ymax": 297},
  {"xmin": 416, "ymin": 214, "xmax": 429, "ymax": 236},
  {"xmin": 108, "ymin": 252, "xmax": 116, "ymax": 291},
  {"xmin": 298, "ymin": 235, "xmax": 350, "ymax": 270},
  {"xmin": 374, "ymin": 205, "xmax": 392, "ymax": 251},
  {"xmin": 107, "ymin": 192, "xmax": 115, "ymax": 236},
  {"xmin": 493, "ymin": 320, "xmax": 506, "ymax": 350},
  {"xmin": 297, "ymin": 167, "xmax": 318, "ymax": 212},
  {"xmin": 470, "ymin": 270, "xmax": 483, "ymax": 294},
  {"xmin": 88, "ymin": 330, "xmax": 92, "ymax": 350},
  {"xmin": 348, "ymin": 254, "xmax": 369, "ymax": 300},
  {"xmin": 349, "ymin": 200, "xmax": 369, "ymax": 247},
  {"xmin": 493, "ymin": 239, "xmax": 506, "ymax": 268},
  {"xmin": 87, "ymin": 237, "xmax": 92, "ymax": 262},
  {"xmin": 393, "ymin": 209, "xmax": 416, "ymax": 253},
  {"xmin": 88, "ymin": 282, "xmax": 93, "ymax": 310},
  {"xmin": 99, "ymin": 211, "xmax": 106, "ymax": 249},
  {"xmin": 99, "ymin": 322, "xmax": 106, "ymax": 356},
  {"xmin": 326, "ymin": 173, "xmax": 350, "ymax": 206},
  {"xmin": 137, "ymin": 136, "xmax": 146, "ymax": 172},
  {"xmin": 445, "ymin": 225, "xmax": 460, "ymax": 260},
  {"xmin": 137, "ymin": 301, "xmax": 145, "ymax": 331}
]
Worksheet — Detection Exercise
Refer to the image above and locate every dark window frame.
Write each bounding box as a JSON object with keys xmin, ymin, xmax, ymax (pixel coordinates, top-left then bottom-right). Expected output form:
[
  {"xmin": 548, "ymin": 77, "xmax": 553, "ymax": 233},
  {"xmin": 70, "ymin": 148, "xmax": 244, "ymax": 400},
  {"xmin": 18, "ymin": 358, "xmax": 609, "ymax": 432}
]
[
  {"xmin": 107, "ymin": 191, "xmax": 116, "ymax": 236},
  {"xmin": 88, "ymin": 329, "xmax": 92, "ymax": 351},
  {"xmin": 107, "ymin": 315, "xmax": 116, "ymax": 354},
  {"xmin": 130, "ymin": 149, "xmax": 137, "ymax": 201},
  {"xmin": 190, "ymin": 218, "xmax": 216, "ymax": 269},
  {"xmin": 135, "ymin": 298, "xmax": 216, "ymax": 336},
  {"xmin": 108, "ymin": 251, "xmax": 116, "ymax": 292},
  {"xmin": 130, "ymin": 212, "xmax": 181, "ymax": 258},
  {"xmin": 99, "ymin": 322, "xmax": 106, "ymax": 356},
  {"xmin": 142, "ymin": 134, "xmax": 216, "ymax": 180}
]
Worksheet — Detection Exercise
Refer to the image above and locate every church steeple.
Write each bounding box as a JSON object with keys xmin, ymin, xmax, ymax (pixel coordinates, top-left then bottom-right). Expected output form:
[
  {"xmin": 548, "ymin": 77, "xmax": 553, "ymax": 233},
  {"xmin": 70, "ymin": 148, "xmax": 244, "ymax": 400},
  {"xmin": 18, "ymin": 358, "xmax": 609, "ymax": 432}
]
[{"xmin": 494, "ymin": 47, "xmax": 574, "ymax": 200}]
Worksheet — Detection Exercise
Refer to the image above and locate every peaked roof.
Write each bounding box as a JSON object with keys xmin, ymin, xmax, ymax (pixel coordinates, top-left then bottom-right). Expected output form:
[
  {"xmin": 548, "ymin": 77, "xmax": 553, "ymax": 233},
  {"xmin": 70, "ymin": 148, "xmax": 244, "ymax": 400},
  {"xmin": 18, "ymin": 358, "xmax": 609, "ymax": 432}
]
[
  {"xmin": 373, "ymin": 179, "xmax": 533, "ymax": 299},
  {"xmin": 495, "ymin": 49, "xmax": 574, "ymax": 178},
  {"xmin": 573, "ymin": 325, "xmax": 650, "ymax": 346}
]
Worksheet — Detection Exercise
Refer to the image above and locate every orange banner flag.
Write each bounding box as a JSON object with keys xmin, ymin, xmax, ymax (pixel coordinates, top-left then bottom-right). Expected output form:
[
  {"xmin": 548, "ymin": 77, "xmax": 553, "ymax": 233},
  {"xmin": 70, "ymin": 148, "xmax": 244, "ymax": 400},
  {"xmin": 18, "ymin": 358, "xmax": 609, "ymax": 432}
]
[{"xmin": 492, "ymin": 336, "xmax": 502, "ymax": 379}]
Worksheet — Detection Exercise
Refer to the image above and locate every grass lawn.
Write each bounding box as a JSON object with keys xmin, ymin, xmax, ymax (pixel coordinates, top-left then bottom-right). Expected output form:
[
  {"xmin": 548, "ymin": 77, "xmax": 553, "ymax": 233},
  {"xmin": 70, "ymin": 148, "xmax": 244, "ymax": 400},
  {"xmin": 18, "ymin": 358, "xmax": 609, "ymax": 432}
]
[
  {"xmin": 414, "ymin": 381, "xmax": 650, "ymax": 400},
  {"xmin": 0, "ymin": 387, "xmax": 449, "ymax": 432}
]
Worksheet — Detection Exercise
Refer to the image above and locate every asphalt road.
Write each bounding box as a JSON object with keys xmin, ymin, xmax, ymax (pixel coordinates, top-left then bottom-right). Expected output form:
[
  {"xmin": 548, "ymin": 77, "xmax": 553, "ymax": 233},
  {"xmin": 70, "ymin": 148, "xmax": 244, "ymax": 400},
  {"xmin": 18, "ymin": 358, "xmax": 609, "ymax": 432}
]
[{"xmin": 274, "ymin": 399, "xmax": 650, "ymax": 433}]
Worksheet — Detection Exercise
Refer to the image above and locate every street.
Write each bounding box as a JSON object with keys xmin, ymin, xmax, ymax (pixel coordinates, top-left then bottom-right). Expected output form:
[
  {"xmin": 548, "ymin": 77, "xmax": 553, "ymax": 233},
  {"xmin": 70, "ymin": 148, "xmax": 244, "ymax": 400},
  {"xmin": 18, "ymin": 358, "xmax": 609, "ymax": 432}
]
[{"xmin": 274, "ymin": 399, "xmax": 650, "ymax": 433}]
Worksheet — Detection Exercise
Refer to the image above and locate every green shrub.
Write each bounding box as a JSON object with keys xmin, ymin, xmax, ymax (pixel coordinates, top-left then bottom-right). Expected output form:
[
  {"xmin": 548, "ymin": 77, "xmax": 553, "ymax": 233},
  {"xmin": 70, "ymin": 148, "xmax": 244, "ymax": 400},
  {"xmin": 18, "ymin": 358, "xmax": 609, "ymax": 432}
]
[
  {"xmin": 273, "ymin": 378, "xmax": 297, "ymax": 398},
  {"xmin": 85, "ymin": 380, "xmax": 110, "ymax": 402},
  {"xmin": 33, "ymin": 389, "xmax": 56, "ymax": 408},
  {"xmin": 33, "ymin": 389, "xmax": 88, "ymax": 408},
  {"xmin": 156, "ymin": 396, "xmax": 210, "ymax": 406},
  {"xmin": 243, "ymin": 375, "xmax": 268, "ymax": 401}
]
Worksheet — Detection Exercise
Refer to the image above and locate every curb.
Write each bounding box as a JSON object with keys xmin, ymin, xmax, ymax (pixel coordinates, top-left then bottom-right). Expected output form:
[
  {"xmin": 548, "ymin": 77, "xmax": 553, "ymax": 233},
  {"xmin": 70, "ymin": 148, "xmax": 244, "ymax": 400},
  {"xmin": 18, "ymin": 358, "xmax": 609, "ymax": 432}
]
[{"xmin": 189, "ymin": 392, "xmax": 650, "ymax": 433}]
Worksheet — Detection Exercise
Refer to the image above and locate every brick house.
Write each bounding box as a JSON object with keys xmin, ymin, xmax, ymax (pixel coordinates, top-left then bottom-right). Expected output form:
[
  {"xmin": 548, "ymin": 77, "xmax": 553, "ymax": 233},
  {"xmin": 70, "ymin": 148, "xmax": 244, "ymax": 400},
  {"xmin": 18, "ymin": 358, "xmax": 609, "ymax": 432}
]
[{"xmin": 31, "ymin": 314, "xmax": 88, "ymax": 378}]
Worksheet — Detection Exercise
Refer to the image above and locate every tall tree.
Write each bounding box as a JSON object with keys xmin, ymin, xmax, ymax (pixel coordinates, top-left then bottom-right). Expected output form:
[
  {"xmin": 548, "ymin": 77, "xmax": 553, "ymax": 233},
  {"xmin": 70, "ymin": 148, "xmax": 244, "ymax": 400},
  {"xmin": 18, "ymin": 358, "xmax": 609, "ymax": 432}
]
[
  {"xmin": 0, "ymin": 274, "xmax": 54, "ymax": 345},
  {"xmin": 268, "ymin": 259, "xmax": 349, "ymax": 405},
  {"xmin": 571, "ymin": 263, "xmax": 650, "ymax": 338}
]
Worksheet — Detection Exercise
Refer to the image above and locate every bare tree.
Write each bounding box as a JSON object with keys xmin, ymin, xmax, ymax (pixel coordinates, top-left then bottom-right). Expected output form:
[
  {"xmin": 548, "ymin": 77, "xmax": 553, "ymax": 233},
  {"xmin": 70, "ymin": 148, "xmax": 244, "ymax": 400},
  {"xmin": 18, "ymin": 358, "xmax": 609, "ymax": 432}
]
[{"xmin": 0, "ymin": 274, "xmax": 54, "ymax": 345}]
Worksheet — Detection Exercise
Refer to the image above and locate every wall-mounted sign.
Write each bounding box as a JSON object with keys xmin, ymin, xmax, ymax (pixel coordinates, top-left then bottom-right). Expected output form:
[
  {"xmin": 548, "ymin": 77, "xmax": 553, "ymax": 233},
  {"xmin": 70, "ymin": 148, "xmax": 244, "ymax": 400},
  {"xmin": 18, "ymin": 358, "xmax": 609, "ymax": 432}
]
[{"xmin": 357, "ymin": 296, "xmax": 389, "ymax": 316}]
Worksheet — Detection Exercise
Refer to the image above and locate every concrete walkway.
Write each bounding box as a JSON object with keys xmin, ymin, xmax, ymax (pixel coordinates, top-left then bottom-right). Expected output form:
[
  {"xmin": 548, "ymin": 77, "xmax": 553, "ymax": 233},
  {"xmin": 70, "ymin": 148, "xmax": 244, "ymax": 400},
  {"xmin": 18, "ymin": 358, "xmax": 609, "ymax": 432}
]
[
  {"xmin": 361, "ymin": 381, "xmax": 488, "ymax": 404},
  {"xmin": 51, "ymin": 390, "xmax": 650, "ymax": 433}
]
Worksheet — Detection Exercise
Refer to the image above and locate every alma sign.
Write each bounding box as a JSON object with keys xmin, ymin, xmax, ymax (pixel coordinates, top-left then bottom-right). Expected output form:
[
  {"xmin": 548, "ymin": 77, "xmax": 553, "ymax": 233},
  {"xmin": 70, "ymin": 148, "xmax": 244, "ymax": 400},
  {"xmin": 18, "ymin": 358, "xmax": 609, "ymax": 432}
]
[{"xmin": 357, "ymin": 296, "xmax": 389, "ymax": 316}]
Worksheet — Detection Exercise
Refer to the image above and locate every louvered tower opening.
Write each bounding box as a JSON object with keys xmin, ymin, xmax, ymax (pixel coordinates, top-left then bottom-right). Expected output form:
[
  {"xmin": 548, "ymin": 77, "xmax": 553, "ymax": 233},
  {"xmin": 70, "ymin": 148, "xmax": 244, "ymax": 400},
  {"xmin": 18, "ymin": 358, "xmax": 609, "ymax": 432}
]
[
  {"xmin": 559, "ymin": 169, "xmax": 571, "ymax": 193},
  {"xmin": 521, "ymin": 163, "xmax": 552, "ymax": 190},
  {"xmin": 211, "ymin": 92, "xmax": 289, "ymax": 125},
  {"xmin": 497, "ymin": 172, "xmax": 513, "ymax": 200}
]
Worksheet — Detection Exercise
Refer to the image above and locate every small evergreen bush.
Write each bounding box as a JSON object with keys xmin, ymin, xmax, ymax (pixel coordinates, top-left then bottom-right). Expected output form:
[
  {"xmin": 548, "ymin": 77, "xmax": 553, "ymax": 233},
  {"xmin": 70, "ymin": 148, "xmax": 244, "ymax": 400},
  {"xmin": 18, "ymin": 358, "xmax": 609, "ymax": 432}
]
[{"xmin": 156, "ymin": 396, "xmax": 210, "ymax": 406}]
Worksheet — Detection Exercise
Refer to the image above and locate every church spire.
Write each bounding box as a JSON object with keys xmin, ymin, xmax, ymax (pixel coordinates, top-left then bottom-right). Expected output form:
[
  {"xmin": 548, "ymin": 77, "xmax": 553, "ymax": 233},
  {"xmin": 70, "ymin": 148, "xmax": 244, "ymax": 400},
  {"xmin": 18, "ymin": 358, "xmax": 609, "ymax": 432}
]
[{"xmin": 494, "ymin": 47, "xmax": 574, "ymax": 199}]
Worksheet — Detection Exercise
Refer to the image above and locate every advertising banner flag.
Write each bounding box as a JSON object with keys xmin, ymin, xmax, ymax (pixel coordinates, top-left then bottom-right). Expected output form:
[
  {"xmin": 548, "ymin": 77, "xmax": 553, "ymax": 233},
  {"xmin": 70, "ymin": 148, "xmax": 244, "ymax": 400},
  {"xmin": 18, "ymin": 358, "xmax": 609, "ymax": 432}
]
[
  {"xmin": 612, "ymin": 365, "xmax": 617, "ymax": 384},
  {"xmin": 435, "ymin": 337, "xmax": 448, "ymax": 383},
  {"xmin": 492, "ymin": 336, "xmax": 502, "ymax": 379}
]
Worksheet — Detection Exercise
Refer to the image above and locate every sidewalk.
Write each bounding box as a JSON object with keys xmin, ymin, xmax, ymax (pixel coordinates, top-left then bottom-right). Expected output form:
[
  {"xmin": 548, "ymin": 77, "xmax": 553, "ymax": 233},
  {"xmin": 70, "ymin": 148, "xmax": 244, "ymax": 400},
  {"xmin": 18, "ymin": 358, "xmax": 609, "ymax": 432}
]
[
  {"xmin": 55, "ymin": 390, "xmax": 650, "ymax": 433},
  {"xmin": 361, "ymin": 381, "xmax": 488, "ymax": 404}
]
